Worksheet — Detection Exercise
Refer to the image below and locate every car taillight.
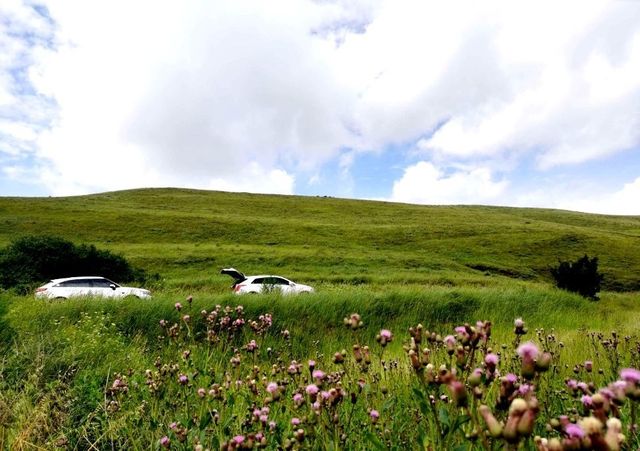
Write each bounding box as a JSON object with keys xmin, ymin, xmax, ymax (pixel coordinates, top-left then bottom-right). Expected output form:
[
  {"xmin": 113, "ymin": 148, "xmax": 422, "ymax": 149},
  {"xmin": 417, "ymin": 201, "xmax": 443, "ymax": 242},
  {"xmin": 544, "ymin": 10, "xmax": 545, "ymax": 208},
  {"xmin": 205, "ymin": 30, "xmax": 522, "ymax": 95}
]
[
  {"xmin": 35, "ymin": 287, "xmax": 47, "ymax": 293},
  {"xmin": 234, "ymin": 285, "xmax": 241, "ymax": 292}
]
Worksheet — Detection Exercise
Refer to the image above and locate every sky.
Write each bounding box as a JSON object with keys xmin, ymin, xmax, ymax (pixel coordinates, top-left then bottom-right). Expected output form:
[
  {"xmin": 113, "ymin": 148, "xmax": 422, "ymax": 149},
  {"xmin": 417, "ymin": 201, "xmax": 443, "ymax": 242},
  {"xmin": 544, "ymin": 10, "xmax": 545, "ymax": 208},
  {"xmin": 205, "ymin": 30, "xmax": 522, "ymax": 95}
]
[{"xmin": 1, "ymin": 0, "xmax": 640, "ymax": 215}]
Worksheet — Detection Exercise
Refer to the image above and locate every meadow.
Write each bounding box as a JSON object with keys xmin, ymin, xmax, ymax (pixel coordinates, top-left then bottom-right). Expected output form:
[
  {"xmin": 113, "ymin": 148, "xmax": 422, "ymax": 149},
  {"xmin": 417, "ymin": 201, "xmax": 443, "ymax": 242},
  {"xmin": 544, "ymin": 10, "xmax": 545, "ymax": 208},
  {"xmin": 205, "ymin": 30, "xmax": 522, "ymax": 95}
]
[{"xmin": 0, "ymin": 188, "xmax": 639, "ymax": 449}]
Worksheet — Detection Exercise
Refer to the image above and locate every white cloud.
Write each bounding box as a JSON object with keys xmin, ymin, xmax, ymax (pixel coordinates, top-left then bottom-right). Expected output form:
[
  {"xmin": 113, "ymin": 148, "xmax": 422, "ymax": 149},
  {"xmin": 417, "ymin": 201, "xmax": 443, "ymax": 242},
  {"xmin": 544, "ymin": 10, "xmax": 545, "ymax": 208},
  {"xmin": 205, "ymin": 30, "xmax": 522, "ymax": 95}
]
[
  {"xmin": 206, "ymin": 162, "xmax": 294, "ymax": 195},
  {"xmin": 391, "ymin": 161, "xmax": 508, "ymax": 205},
  {"xmin": 1, "ymin": 0, "xmax": 639, "ymax": 210}
]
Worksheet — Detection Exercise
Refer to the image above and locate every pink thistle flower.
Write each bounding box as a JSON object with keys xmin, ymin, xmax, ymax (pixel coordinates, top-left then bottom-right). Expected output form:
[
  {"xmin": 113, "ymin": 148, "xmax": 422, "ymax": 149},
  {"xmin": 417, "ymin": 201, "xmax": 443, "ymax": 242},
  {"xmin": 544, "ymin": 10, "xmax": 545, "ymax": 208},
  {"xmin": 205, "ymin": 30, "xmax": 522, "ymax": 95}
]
[
  {"xmin": 169, "ymin": 422, "xmax": 177, "ymax": 430},
  {"xmin": 305, "ymin": 384, "xmax": 319, "ymax": 396},
  {"xmin": 174, "ymin": 302, "xmax": 182, "ymax": 311},
  {"xmin": 516, "ymin": 342, "xmax": 539, "ymax": 362},
  {"xmin": 514, "ymin": 318, "xmax": 524, "ymax": 328},
  {"xmin": 484, "ymin": 353, "xmax": 499, "ymax": 366},
  {"xmin": 443, "ymin": 335, "xmax": 456, "ymax": 347},
  {"xmin": 518, "ymin": 384, "xmax": 533, "ymax": 396},
  {"xmin": 581, "ymin": 395, "xmax": 593, "ymax": 407},
  {"xmin": 197, "ymin": 388, "xmax": 206, "ymax": 398},
  {"xmin": 293, "ymin": 393, "xmax": 304, "ymax": 405},
  {"xmin": 320, "ymin": 391, "xmax": 331, "ymax": 400},
  {"xmin": 312, "ymin": 370, "xmax": 326, "ymax": 381},
  {"xmin": 269, "ymin": 421, "xmax": 276, "ymax": 431},
  {"xmin": 566, "ymin": 379, "xmax": 578, "ymax": 389},
  {"xmin": 565, "ymin": 423, "xmax": 584, "ymax": 439},
  {"xmin": 182, "ymin": 314, "xmax": 190, "ymax": 323},
  {"xmin": 233, "ymin": 435, "xmax": 245, "ymax": 445},
  {"xmin": 160, "ymin": 436, "xmax": 170, "ymax": 448},
  {"xmin": 503, "ymin": 373, "xmax": 518, "ymax": 384},
  {"xmin": 620, "ymin": 368, "xmax": 640, "ymax": 383},
  {"xmin": 266, "ymin": 382, "xmax": 278, "ymax": 394},
  {"xmin": 370, "ymin": 409, "xmax": 380, "ymax": 423},
  {"xmin": 291, "ymin": 417, "xmax": 301, "ymax": 426},
  {"xmin": 178, "ymin": 374, "xmax": 188, "ymax": 385}
]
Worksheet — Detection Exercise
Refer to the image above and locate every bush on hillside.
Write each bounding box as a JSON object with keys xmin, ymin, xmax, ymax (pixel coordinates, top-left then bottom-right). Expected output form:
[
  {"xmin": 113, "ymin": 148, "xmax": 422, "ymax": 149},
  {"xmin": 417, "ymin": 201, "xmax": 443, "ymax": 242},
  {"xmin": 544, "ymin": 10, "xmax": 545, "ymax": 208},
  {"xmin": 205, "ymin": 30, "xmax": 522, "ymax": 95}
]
[
  {"xmin": 0, "ymin": 235, "xmax": 154, "ymax": 294},
  {"xmin": 551, "ymin": 254, "xmax": 603, "ymax": 299}
]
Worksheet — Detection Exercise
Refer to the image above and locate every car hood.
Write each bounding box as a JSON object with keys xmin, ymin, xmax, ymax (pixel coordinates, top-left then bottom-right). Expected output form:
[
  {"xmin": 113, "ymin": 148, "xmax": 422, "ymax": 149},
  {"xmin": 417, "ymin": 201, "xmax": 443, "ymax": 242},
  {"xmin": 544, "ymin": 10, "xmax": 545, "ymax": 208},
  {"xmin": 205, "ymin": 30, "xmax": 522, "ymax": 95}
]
[{"xmin": 220, "ymin": 268, "xmax": 246, "ymax": 283}]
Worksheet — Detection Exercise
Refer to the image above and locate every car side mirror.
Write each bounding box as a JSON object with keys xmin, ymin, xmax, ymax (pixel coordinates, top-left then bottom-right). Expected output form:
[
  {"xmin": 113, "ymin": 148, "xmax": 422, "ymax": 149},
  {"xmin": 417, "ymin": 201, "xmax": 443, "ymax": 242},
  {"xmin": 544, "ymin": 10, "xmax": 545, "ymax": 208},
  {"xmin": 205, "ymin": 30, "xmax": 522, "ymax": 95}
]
[{"xmin": 110, "ymin": 284, "xmax": 116, "ymax": 290}]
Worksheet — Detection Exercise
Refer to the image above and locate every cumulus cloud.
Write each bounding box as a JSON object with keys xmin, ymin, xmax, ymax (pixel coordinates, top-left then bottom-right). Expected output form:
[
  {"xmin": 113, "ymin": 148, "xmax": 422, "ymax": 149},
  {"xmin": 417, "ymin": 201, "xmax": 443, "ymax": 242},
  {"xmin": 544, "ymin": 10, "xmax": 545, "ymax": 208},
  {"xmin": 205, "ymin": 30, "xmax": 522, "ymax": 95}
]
[
  {"xmin": 390, "ymin": 161, "xmax": 508, "ymax": 205},
  {"xmin": 1, "ymin": 0, "xmax": 639, "ymax": 211}
]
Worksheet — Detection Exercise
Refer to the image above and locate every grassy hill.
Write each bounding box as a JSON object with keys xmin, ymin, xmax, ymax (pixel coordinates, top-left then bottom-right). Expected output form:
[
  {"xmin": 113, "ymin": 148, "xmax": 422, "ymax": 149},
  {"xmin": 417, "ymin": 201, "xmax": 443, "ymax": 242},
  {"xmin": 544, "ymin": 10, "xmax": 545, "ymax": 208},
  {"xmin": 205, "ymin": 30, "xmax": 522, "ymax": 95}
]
[
  {"xmin": 1, "ymin": 187, "xmax": 639, "ymax": 292},
  {"xmin": 2, "ymin": 188, "xmax": 640, "ymax": 449}
]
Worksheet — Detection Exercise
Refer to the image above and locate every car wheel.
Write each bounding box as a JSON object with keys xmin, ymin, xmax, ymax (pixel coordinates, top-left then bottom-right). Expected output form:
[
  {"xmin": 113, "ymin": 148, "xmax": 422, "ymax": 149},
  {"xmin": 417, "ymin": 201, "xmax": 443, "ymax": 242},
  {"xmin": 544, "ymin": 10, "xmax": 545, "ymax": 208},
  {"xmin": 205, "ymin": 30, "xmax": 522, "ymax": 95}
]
[{"xmin": 55, "ymin": 296, "xmax": 67, "ymax": 300}]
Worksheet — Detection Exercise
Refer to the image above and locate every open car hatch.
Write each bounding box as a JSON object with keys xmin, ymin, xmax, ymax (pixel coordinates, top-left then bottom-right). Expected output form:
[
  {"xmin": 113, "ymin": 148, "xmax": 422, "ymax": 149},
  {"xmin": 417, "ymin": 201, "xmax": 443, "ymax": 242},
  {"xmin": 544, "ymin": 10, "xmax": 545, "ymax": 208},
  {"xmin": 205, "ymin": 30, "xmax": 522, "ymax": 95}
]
[{"xmin": 220, "ymin": 268, "xmax": 246, "ymax": 285}]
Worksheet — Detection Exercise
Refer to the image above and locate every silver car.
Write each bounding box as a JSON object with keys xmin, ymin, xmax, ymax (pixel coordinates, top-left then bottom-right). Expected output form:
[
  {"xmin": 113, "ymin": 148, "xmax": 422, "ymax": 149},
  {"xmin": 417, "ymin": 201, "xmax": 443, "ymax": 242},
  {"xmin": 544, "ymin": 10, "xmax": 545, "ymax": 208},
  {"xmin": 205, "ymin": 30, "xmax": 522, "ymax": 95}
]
[{"xmin": 35, "ymin": 276, "xmax": 151, "ymax": 300}]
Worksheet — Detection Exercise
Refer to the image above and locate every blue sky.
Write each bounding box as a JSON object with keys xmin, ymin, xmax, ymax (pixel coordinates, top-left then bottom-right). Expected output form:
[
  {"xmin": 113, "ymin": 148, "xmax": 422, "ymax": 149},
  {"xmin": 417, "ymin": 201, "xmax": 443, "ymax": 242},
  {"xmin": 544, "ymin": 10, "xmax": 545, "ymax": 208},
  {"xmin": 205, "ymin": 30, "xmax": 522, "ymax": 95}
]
[{"xmin": 1, "ymin": 0, "xmax": 639, "ymax": 214}]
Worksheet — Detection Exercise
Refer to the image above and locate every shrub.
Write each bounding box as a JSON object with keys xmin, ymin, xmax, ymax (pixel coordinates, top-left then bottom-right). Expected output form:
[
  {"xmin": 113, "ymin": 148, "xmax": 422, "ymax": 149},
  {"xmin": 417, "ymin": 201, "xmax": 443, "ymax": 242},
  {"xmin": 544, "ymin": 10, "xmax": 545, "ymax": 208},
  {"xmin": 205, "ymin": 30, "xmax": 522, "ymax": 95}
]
[
  {"xmin": 551, "ymin": 254, "xmax": 603, "ymax": 299},
  {"xmin": 0, "ymin": 235, "xmax": 153, "ymax": 294}
]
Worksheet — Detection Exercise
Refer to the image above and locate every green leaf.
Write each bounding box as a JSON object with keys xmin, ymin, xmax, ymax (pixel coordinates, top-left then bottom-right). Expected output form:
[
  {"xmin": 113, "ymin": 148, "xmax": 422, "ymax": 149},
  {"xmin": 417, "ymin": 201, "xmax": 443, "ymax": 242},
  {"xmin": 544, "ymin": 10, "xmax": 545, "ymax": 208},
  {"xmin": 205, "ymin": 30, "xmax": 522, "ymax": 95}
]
[
  {"xmin": 438, "ymin": 407, "xmax": 450, "ymax": 428},
  {"xmin": 365, "ymin": 432, "xmax": 387, "ymax": 451}
]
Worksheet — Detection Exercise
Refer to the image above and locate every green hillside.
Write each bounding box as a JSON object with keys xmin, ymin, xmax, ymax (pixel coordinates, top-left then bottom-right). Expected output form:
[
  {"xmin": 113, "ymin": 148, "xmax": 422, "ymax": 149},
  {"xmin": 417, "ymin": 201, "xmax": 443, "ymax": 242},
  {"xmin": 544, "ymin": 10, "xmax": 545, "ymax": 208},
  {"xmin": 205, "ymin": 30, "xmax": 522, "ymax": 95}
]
[{"xmin": 1, "ymin": 188, "xmax": 639, "ymax": 292}]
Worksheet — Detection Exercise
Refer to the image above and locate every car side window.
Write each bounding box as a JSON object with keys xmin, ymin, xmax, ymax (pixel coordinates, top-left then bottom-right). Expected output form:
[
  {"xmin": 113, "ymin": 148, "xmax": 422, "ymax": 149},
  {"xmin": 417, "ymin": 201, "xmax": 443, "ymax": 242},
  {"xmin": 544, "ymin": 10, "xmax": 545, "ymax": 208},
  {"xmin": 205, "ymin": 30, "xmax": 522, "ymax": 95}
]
[
  {"xmin": 91, "ymin": 279, "xmax": 112, "ymax": 288},
  {"xmin": 252, "ymin": 278, "xmax": 264, "ymax": 284},
  {"xmin": 272, "ymin": 277, "xmax": 289, "ymax": 285},
  {"xmin": 58, "ymin": 279, "xmax": 92, "ymax": 287}
]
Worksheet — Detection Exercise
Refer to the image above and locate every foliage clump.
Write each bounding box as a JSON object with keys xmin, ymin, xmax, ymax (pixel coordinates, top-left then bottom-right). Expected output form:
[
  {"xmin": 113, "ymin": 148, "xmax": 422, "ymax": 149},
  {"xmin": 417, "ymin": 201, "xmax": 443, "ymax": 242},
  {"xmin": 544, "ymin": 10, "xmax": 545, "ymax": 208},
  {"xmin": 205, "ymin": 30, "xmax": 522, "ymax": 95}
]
[
  {"xmin": 0, "ymin": 235, "xmax": 153, "ymax": 293},
  {"xmin": 551, "ymin": 255, "xmax": 603, "ymax": 299}
]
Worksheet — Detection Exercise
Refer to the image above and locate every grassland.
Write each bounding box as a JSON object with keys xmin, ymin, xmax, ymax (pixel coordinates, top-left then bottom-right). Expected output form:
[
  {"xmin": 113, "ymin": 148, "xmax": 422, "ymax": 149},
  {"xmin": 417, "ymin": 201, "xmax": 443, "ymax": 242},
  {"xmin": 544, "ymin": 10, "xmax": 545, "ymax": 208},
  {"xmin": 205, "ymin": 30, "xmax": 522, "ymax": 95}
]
[{"xmin": 0, "ymin": 188, "xmax": 639, "ymax": 449}]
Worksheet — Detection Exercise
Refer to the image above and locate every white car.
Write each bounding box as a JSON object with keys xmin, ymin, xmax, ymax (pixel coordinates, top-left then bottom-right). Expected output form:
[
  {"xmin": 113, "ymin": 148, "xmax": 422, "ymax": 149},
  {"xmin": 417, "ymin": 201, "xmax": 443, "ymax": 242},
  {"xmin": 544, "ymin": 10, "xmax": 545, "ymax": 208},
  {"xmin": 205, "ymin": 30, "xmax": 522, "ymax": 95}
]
[
  {"xmin": 35, "ymin": 276, "xmax": 151, "ymax": 300},
  {"xmin": 221, "ymin": 268, "xmax": 314, "ymax": 295}
]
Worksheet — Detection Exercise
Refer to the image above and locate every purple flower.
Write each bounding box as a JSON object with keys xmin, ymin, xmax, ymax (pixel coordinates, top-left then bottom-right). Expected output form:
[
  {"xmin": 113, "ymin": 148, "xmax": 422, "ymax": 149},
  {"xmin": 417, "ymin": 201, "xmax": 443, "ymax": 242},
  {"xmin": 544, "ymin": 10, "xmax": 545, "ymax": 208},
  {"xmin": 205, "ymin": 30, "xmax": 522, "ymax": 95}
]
[
  {"xmin": 581, "ymin": 395, "xmax": 593, "ymax": 407},
  {"xmin": 565, "ymin": 423, "xmax": 584, "ymax": 439},
  {"xmin": 503, "ymin": 373, "xmax": 518, "ymax": 384},
  {"xmin": 370, "ymin": 409, "xmax": 379, "ymax": 423},
  {"xmin": 443, "ymin": 335, "xmax": 456, "ymax": 347},
  {"xmin": 620, "ymin": 368, "xmax": 640, "ymax": 383},
  {"xmin": 484, "ymin": 353, "xmax": 499, "ymax": 366},
  {"xmin": 291, "ymin": 417, "xmax": 301, "ymax": 426},
  {"xmin": 312, "ymin": 370, "xmax": 326, "ymax": 381},
  {"xmin": 159, "ymin": 436, "xmax": 170, "ymax": 448},
  {"xmin": 266, "ymin": 382, "xmax": 278, "ymax": 394},
  {"xmin": 516, "ymin": 342, "xmax": 539, "ymax": 362},
  {"xmin": 233, "ymin": 435, "xmax": 245, "ymax": 445},
  {"xmin": 174, "ymin": 302, "xmax": 182, "ymax": 311},
  {"xmin": 306, "ymin": 384, "xmax": 319, "ymax": 396},
  {"xmin": 514, "ymin": 318, "xmax": 524, "ymax": 328},
  {"xmin": 178, "ymin": 374, "xmax": 188, "ymax": 385},
  {"xmin": 566, "ymin": 379, "xmax": 578, "ymax": 389},
  {"xmin": 293, "ymin": 393, "xmax": 304, "ymax": 404},
  {"xmin": 518, "ymin": 384, "xmax": 533, "ymax": 396}
]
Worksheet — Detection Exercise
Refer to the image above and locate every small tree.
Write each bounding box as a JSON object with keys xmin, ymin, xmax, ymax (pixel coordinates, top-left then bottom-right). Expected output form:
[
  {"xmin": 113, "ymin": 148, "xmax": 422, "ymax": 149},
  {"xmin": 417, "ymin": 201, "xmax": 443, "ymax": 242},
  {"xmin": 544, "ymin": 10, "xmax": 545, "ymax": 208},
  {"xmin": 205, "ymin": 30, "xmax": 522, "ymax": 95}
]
[
  {"xmin": 0, "ymin": 235, "xmax": 152, "ymax": 294},
  {"xmin": 551, "ymin": 254, "xmax": 603, "ymax": 299}
]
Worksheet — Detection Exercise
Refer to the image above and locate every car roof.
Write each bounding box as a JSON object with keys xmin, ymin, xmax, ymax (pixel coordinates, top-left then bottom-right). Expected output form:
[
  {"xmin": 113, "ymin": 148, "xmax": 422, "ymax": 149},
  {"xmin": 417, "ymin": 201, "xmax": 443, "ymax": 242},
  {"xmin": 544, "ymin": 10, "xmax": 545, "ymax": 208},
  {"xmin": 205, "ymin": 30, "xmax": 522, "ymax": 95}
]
[{"xmin": 50, "ymin": 276, "xmax": 107, "ymax": 283}]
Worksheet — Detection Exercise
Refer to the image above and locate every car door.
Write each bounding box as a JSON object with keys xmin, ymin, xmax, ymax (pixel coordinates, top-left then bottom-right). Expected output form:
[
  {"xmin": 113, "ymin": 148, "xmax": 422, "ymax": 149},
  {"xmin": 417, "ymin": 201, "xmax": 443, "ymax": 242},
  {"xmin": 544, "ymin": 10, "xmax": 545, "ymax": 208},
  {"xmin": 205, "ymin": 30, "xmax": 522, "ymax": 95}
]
[
  {"xmin": 270, "ymin": 277, "xmax": 292, "ymax": 294},
  {"xmin": 90, "ymin": 278, "xmax": 117, "ymax": 298}
]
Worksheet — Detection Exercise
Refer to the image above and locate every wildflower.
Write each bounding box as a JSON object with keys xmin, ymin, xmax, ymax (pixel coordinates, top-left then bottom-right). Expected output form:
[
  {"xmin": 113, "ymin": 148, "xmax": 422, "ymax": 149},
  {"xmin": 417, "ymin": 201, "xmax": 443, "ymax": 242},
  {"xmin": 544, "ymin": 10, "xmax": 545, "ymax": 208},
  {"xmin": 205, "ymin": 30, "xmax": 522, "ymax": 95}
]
[
  {"xmin": 312, "ymin": 370, "xmax": 326, "ymax": 382},
  {"xmin": 468, "ymin": 368, "xmax": 483, "ymax": 387},
  {"xmin": 291, "ymin": 417, "xmax": 301, "ymax": 426},
  {"xmin": 197, "ymin": 388, "xmax": 206, "ymax": 398},
  {"xmin": 178, "ymin": 374, "xmax": 188, "ymax": 385},
  {"xmin": 377, "ymin": 329, "xmax": 393, "ymax": 346},
  {"xmin": 584, "ymin": 360, "xmax": 593, "ymax": 372},
  {"xmin": 186, "ymin": 295, "xmax": 193, "ymax": 304},
  {"xmin": 443, "ymin": 335, "xmax": 456, "ymax": 354},
  {"xmin": 159, "ymin": 436, "xmax": 170, "ymax": 448},
  {"xmin": 517, "ymin": 342, "xmax": 539, "ymax": 379},
  {"xmin": 308, "ymin": 360, "xmax": 316, "ymax": 370},
  {"xmin": 479, "ymin": 405, "xmax": 503, "ymax": 437},
  {"xmin": 370, "ymin": 409, "xmax": 380, "ymax": 424},
  {"xmin": 233, "ymin": 435, "xmax": 245, "ymax": 446},
  {"xmin": 269, "ymin": 421, "xmax": 276, "ymax": 431},
  {"xmin": 581, "ymin": 394, "xmax": 593, "ymax": 407},
  {"xmin": 306, "ymin": 384, "xmax": 319, "ymax": 396},
  {"xmin": 159, "ymin": 319, "xmax": 167, "ymax": 328},
  {"xmin": 293, "ymin": 393, "xmax": 304, "ymax": 406},
  {"xmin": 266, "ymin": 382, "xmax": 278, "ymax": 394},
  {"xmin": 565, "ymin": 423, "xmax": 584, "ymax": 439},
  {"xmin": 514, "ymin": 318, "xmax": 527, "ymax": 335},
  {"xmin": 448, "ymin": 381, "xmax": 468, "ymax": 407},
  {"xmin": 620, "ymin": 368, "xmax": 640, "ymax": 384},
  {"xmin": 174, "ymin": 302, "xmax": 182, "ymax": 311}
]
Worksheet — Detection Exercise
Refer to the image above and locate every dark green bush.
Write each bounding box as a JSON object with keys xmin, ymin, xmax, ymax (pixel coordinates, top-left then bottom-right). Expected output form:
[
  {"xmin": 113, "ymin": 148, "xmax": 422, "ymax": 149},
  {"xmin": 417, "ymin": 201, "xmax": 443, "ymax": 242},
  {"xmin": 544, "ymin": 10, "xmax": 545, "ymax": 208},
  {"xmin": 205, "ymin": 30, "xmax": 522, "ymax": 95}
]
[
  {"xmin": 0, "ymin": 235, "xmax": 153, "ymax": 294},
  {"xmin": 551, "ymin": 254, "xmax": 603, "ymax": 299}
]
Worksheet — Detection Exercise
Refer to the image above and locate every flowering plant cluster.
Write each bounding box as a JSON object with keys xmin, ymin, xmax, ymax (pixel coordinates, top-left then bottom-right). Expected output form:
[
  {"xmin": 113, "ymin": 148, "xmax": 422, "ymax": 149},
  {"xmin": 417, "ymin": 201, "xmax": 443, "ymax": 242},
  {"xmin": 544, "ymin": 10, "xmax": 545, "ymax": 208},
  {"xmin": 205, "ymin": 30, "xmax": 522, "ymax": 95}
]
[{"xmin": 100, "ymin": 299, "xmax": 639, "ymax": 450}]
